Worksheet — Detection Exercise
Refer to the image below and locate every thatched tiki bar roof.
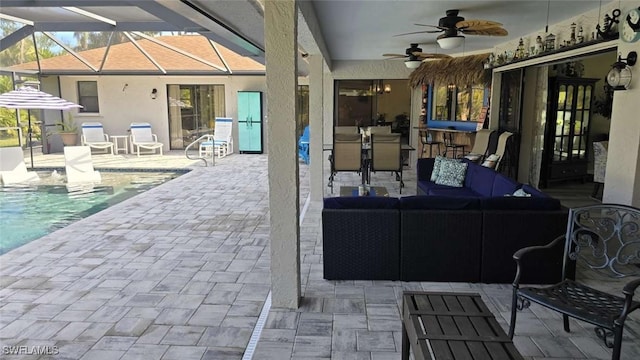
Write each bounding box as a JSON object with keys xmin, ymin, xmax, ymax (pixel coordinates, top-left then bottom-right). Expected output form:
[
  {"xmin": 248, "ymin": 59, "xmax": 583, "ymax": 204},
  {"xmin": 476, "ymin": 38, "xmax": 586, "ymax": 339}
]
[{"xmin": 409, "ymin": 53, "xmax": 492, "ymax": 88}]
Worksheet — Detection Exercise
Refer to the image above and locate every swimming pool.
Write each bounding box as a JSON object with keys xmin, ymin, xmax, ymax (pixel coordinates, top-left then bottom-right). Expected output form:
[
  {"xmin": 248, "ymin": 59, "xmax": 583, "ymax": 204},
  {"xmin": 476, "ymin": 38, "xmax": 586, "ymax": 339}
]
[{"xmin": 0, "ymin": 170, "xmax": 183, "ymax": 255}]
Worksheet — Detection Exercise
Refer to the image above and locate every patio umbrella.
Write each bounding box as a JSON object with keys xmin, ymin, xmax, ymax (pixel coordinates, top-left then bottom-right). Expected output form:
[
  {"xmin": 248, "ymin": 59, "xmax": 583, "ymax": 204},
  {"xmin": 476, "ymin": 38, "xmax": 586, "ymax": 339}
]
[{"xmin": 0, "ymin": 86, "xmax": 82, "ymax": 168}]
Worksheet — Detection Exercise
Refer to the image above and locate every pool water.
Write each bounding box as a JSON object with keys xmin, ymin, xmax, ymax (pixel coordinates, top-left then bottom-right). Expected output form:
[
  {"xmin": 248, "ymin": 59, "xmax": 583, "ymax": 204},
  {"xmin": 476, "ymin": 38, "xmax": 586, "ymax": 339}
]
[{"xmin": 0, "ymin": 171, "xmax": 182, "ymax": 255}]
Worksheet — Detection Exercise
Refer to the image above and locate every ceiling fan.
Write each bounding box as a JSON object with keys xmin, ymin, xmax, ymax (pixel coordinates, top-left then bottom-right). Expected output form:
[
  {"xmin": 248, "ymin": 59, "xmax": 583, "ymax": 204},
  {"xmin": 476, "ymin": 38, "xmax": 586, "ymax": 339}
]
[
  {"xmin": 382, "ymin": 43, "xmax": 452, "ymax": 69},
  {"xmin": 396, "ymin": 9, "xmax": 508, "ymax": 49}
]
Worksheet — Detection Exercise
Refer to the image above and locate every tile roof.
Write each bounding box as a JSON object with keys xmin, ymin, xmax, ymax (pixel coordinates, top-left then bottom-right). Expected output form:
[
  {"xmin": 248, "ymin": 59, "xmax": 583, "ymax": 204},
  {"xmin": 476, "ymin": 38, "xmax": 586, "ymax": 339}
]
[{"xmin": 9, "ymin": 35, "xmax": 265, "ymax": 75}]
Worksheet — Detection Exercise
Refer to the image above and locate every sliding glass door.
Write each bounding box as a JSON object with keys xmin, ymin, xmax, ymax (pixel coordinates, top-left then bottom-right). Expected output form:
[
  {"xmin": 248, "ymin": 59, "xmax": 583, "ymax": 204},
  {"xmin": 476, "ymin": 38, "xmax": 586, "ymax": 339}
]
[{"xmin": 167, "ymin": 84, "xmax": 225, "ymax": 149}]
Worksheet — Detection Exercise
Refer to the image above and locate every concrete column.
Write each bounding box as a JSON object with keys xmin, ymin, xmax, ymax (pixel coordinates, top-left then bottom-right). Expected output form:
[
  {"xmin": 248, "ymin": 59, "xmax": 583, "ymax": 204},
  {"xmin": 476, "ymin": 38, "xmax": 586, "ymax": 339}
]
[
  {"xmin": 265, "ymin": 0, "xmax": 300, "ymax": 308},
  {"xmin": 309, "ymin": 54, "xmax": 324, "ymax": 201}
]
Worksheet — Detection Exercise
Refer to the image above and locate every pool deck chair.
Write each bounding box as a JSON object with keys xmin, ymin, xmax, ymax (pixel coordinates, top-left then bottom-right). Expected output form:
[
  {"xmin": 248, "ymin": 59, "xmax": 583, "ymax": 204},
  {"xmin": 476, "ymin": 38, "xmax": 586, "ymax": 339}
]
[
  {"xmin": 64, "ymin": 146, "xmax": 101, "ymax": 183},
  {"xmin": 214, "ymin": 117, "xmax": 234, "ymax": 156},
  {"xmin": 81, "ymin": 122, "xmax": 114, "ymax": 155},
  {"xmin": 130, "ymin": 122, "xmax": 163, "ymax": 156},
  {"xmin": 0, "ymin": 147, "xmax": 40, "ymax": 185}
]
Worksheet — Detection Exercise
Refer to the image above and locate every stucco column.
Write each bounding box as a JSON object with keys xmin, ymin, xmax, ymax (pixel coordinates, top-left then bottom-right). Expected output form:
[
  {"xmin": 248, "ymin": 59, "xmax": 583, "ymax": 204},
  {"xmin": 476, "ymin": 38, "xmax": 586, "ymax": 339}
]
[
  {"xmin": 265, "ymin": 0, "xmax": 301, "ymax": 308},
  {"xmin": 604, "ymin": 39, "xmax": 640, "ymax": 206},
  {"xmin": 309, "ymin": 54, "xmax": 324, "ymax": 200}
]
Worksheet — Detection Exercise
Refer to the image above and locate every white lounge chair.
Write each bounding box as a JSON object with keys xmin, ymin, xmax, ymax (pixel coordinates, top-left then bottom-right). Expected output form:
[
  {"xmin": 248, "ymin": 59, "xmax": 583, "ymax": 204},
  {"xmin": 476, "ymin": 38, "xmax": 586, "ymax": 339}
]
[
  {"xmin": 129, "ymin": 122, "xmax": 163, "ymax": 156},
  {"xmin": 64, "ymin": 146, "xmax": 101, "ymax": 184},
  {"xmin": 199, "ymin": 117, "xmax": 234, "ymax": 158},
  {"xmin": 81, "ymin": 122, "xmax": 114, "ymax": 155},
  {"xmin": 0, "ymin": 147, "xmax": 40, "ymax": 185}
]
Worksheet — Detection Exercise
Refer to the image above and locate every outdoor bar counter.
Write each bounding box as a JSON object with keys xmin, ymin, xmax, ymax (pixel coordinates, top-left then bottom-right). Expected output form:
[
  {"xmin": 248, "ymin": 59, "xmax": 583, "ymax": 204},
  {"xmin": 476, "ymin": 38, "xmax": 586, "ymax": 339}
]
[{"xmin": 416, "ymin": 121, "xmax": 479, "ymax": 157}]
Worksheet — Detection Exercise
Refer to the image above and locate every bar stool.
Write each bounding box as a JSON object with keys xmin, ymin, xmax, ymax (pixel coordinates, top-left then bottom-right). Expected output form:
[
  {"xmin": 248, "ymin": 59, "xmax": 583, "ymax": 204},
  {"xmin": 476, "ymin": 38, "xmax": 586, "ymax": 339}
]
[
  {"xmin": 443, "ymin": 133, "xmax": 467, "ymax": 158},
  {"xmin": 419, "ymin": 131, "xmax": 442, "ymax": 158}
]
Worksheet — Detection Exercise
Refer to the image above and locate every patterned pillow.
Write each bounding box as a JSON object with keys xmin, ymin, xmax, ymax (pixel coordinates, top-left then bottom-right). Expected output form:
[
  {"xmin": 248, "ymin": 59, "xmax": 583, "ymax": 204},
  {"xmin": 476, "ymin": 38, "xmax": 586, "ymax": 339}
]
[
  {"xmin": 513, "ymin": 188, "xmax": 532, "ymax": 197},
  {"xmin": 430, "ymin": 156, "xmax": 446, "ymax": 181},
  {"xmin": 434, "ymin": 160, "xmax": 468, "ymax": 187}
]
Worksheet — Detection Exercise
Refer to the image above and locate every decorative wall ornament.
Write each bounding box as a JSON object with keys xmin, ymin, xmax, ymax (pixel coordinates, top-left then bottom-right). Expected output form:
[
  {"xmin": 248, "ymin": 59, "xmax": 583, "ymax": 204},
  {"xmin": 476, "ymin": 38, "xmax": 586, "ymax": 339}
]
[{"xmin": 596, "ymin": 8, "xmax": 620, "ymax": 40}]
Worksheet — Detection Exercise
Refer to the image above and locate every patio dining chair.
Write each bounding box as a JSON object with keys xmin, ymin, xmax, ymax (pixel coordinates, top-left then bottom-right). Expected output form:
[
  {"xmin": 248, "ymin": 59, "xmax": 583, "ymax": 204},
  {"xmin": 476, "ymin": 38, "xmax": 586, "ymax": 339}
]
[
  {"xmin": 328, "ymin": 133, "xmax": 364, "ymax": 191},
  {"xmin": 494, "ymin": 131, "xmax": 514, "ymax": 172},
  {"xmin": 369, "ymin": 133, "xmax": 403, "ymax": 193},
  {"xmin": 129, "ymin": 122, "xmax": 163, "ymax": 156},
  {"xmin": 464, "ymin": 129, "xmax": 496, "ymax": 163},
  {"xmin": 81, "ymin": 122, "xmax": 114, "ymax": 155}
]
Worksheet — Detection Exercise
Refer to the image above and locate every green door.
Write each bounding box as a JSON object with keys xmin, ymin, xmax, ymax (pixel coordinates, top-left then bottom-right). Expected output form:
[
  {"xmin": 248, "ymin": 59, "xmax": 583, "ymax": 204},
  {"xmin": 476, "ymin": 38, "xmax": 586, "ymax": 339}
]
[{"xmin": 238, "ymin": 91, "xmax": 263, "ymax": 153}]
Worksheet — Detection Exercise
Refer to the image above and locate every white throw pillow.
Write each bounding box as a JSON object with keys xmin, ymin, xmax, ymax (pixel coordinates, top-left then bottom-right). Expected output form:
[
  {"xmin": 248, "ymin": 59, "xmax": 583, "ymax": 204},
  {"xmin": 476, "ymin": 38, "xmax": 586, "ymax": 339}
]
[{"xmin": 513, "ymin": 188, "xmax": 532, "ymax": 197}]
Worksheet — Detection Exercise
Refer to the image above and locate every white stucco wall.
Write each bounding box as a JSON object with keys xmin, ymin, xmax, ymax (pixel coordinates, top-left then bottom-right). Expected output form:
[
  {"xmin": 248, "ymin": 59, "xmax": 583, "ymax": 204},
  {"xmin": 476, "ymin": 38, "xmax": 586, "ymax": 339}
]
[{"xmin": 55, "ymin": 74, "xmax": 267, "ymax": 154}]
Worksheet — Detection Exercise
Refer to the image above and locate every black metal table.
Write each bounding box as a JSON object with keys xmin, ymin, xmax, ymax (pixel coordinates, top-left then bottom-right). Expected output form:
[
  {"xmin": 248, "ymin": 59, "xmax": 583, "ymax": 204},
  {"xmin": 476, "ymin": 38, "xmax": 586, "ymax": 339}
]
[{"xmin": 402, "ymin": 291, "xmax": 523, "ymax": 360}]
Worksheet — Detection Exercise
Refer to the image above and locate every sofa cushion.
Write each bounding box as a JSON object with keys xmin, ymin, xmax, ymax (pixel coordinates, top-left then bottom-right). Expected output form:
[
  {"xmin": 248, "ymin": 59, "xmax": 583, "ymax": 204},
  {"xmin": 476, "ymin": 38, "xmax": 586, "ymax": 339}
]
[
  {"xmin": 399, "ymin": 195, "xmax": 480, "ymax": 210},
  {"xmin": 417, "ymin": 180, "xmax": 459, "ymax": 195},
  {"xmin": 521, "ymin": 184, "xmax": 550, "ymax": 198},
  {"xmin": 428, "ymin": 187, "xmax": 481, "ymax": 197},
  {"xmin": 480, "ymin": 196, "xmax": 562, "ymax": 211},
  {"xmin": 434, "ymin": 160, "xmax": 468, "ymax": 187},
  {"xmin": 324, "ymin": 197, "xmax": 400, "ymax": 209},
  {"xmin": 464, "ymin": 161, "xmax": 497, "ymax": 196},
  {"xmin": 491, "ymin": 174, "xmax": 520, "ymax": 196},
  {"xmin": 417, "ymin": 158, "xmax": 435, "ymax": 181}
]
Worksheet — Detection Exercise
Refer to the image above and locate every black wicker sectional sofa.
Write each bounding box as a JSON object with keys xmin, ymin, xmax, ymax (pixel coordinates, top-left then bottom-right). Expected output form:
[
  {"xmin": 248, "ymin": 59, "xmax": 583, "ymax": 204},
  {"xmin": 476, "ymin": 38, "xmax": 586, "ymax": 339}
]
[{"xmin": 322, "ymin": 158, "xmax": 570, "ymax": 284}]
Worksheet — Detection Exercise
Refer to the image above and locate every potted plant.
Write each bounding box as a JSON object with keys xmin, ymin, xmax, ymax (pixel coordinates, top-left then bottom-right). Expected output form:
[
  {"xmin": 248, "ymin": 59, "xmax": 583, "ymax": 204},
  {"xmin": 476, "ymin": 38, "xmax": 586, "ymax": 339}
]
[{"xmin": 56, "ymin": 113, "xmax": 78, "ymax": 146}]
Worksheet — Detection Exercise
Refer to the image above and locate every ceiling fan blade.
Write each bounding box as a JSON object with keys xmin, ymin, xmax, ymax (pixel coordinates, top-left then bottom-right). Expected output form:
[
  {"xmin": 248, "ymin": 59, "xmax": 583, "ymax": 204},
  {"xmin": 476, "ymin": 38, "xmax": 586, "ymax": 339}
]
[
  {"xmin": 413, "ymin": 52, "xmax": 452, "ymax": 59},
  {"xmin": 383, "ymin": 53, "xmax": 408, "ymax": 57},
  {"xmin": 393, "ymin": 30, "xmax": 441, "ymax": 37},
  {"xmin": 456, "ymin": 19, "xmax": 502, "ymax": 30},
  {"xmin": 414, "ymin": 23, "xmax": 448, "ymax": 31},
  {"xmin": 462, "ymin": 27, "xmax": 508, "ymax": 36}
]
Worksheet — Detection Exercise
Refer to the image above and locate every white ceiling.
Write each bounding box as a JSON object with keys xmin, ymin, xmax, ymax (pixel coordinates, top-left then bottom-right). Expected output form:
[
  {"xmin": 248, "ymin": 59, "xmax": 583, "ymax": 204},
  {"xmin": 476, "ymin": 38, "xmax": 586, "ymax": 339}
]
[
  {"xmin": 310, "ymin": 0, "xmax": 604, "ymax": 60},
  {"xmin": 0, "ymin": 0, "xmax": 606, "ymax": 63}
]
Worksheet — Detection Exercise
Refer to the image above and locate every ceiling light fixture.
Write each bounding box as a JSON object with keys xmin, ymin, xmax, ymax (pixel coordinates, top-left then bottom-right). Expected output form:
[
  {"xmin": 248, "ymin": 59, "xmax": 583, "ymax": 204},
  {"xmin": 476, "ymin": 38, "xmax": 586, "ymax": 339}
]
[
  {"xmin": 606, "ymin": 51, "xmax": 637, "ymax": 90},
  {"xmin": 437, "ymin": 34, "xmax": 464, "ymax": 50},
  {"xmin": 405, "ymin": 60, "xmax": 422, "ymax": 69}
]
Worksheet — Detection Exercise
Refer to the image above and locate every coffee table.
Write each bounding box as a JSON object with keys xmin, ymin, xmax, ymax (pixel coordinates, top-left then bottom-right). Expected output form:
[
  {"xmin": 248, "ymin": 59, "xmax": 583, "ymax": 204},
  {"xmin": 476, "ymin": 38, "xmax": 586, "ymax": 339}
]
[
  {"xmin": 402, "ymin": 291, "xmax": 523, "ymax": 360},
  {"xmin": 339, "ymin": 186, "xmax": 388, "ymax": 197}
]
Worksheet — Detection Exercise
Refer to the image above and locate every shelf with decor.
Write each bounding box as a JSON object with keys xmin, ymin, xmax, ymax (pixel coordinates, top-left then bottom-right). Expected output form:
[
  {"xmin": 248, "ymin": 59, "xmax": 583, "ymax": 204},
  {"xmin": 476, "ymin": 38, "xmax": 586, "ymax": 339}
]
[{"xmin": 489, "ymin": 38, "xmax": 616, "ymax": 70}]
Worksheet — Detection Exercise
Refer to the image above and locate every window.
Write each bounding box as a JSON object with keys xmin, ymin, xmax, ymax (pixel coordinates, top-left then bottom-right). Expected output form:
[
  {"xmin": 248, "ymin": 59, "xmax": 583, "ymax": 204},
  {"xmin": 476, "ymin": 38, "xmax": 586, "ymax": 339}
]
[
  {"xmin": 431, "ymin": 83, "xmax": 488, "ymax": 121},
  {"xmin": 166, "ymin": 84, "xmax": 225, "ymax": 149},
  {"xmin": 77, "ymin": 81, "xmax": 99, "ymax": 113},
  {"xmin": 297, "ymin": 85, "xmax": 309, "ymax": 137}
]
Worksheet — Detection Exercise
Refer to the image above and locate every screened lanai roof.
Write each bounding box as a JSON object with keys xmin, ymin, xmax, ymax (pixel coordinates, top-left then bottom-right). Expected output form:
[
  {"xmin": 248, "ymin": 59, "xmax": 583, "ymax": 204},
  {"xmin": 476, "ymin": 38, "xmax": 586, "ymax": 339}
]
[
  {"xmin": 0, "ymin": 0, "xmax": 264, "ymax": 58},
  {"xmin": 6, "ymin": 34, "xmax": 265, "ymax": 75}
]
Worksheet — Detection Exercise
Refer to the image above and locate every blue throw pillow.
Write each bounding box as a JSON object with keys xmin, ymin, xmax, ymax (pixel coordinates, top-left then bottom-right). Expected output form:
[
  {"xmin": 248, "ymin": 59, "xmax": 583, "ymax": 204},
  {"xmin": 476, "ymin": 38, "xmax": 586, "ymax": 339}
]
[{"xmin": 434, "ymin": 160, "xmax": 468, "ymax": 187}]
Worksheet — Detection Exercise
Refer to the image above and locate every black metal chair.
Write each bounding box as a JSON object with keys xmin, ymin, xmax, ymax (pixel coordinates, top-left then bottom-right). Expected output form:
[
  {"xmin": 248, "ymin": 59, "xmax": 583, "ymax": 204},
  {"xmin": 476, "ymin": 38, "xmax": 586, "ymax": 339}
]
[
  {"xmin": 419, "ymin": 130, "xmax": 441, "ymax": 158},
  {"xmin": 508, "ymin": 204, "xmax": 640, "ymax": 360},
  {"xmin": 442, "ymin": 132, "xmax": 466, "ymax": 158}
]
